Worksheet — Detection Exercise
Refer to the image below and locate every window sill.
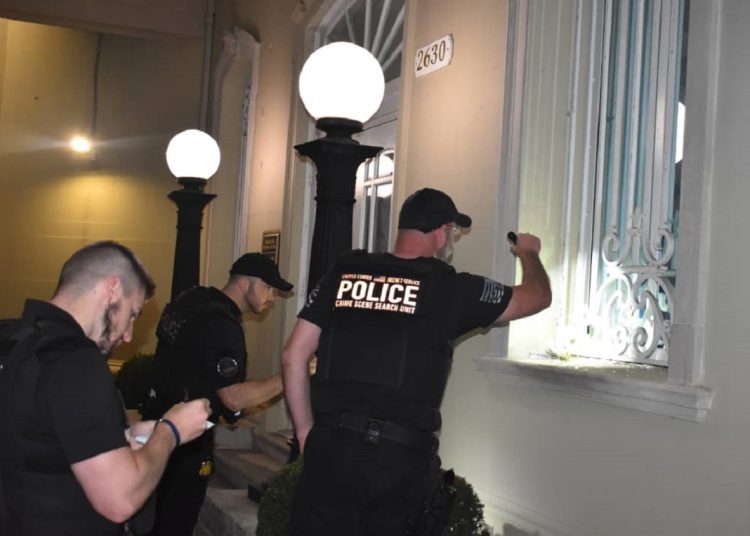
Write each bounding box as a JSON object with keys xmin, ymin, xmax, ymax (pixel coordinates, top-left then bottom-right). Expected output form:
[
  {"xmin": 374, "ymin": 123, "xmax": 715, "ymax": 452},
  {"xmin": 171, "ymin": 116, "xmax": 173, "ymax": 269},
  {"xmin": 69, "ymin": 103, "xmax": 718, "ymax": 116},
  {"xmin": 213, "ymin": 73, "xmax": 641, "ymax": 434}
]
[{"xmin": 474, "ymin": 354, "xmax": 714, "ymax": 422}]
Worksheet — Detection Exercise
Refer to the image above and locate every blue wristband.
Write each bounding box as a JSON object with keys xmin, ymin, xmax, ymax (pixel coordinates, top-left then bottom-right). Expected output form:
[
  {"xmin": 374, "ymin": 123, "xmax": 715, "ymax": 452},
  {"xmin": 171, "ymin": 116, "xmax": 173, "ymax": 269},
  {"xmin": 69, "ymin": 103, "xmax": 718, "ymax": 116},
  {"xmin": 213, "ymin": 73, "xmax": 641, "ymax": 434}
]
[{"xmin": 158, "ymin": 418, "xmax": 181, "ymax": 447}]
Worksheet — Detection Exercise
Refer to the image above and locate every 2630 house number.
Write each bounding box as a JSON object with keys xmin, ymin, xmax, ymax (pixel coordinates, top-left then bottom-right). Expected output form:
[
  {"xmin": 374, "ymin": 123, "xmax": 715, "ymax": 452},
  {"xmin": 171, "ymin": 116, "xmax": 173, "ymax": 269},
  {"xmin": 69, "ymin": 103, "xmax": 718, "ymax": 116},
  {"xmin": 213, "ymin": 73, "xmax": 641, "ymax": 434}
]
[{"xmin": 414, "ymin": 35, "xmax": 454, "ymax": 78}]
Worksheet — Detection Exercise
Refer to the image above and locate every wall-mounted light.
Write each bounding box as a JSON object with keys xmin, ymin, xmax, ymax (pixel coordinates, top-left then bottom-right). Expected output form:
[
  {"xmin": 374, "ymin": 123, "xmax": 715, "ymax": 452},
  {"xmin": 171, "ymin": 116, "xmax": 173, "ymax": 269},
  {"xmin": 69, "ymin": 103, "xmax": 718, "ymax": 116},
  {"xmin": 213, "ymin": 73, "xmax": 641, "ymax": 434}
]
[
  {"xmin": 68, "ymin": 35, "xmax": 102, "ymax": 162},
  {"xmin": 69, "ymin": 135, "xmax": 93, "ymax": 154}
]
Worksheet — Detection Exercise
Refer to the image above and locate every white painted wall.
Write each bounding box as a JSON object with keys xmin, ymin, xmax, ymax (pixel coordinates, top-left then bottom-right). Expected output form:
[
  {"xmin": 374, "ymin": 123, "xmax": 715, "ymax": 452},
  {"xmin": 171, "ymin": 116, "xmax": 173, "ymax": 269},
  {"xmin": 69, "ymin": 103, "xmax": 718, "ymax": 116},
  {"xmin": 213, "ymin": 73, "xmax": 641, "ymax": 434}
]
[
  {"xmin": 398, "ymin": 1, "xmax": 750, "ymax": 535},
  {"xmin": 215, "ymin": 0, "xmax": 300, "ymax": 430},
  {"xmin": 0, "ymin": 19, "xmax": 204, "ymax": 361},
  {"xmin": 214, "ymin": 0, "xmax": 750, "ymax": 532}
]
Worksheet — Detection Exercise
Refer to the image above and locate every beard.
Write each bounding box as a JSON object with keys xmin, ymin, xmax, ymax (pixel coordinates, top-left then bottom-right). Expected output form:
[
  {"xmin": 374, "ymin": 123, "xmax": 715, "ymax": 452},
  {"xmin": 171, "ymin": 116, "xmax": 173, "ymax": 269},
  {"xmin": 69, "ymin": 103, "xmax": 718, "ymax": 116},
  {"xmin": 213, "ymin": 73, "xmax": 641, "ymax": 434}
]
[
  {"xmin": 436, "ymin": 238, "xmax": 454, "ymax": 264},
  {"xmin": 96, "ymin": 301, "xmax": 120, "ymax": 356}
]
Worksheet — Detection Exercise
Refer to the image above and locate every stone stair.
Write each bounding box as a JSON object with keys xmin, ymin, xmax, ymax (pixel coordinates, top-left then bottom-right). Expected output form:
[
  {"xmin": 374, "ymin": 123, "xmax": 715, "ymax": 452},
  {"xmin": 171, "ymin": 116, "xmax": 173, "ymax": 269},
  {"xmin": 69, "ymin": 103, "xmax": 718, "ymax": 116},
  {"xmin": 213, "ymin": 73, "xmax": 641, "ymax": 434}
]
[
  {"xmin": 214, "ymin": 450, "xmax": 282, "ymax": 491},
  {"xmin": 195, "ymin": 489, "xmax": 258, "ymax": 536},
  {"xmin": 195, "ymin": 420, "xmax": 293, "ymax": 536}
]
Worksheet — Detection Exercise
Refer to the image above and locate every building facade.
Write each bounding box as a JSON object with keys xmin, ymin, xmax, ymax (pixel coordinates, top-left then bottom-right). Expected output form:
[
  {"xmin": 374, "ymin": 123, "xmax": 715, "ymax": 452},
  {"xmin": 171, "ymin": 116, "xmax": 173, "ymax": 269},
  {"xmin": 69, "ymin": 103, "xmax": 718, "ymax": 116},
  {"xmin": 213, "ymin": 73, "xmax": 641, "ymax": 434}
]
[{"xmin": 1, "ymin": 0, "xmax": 748, "ymax": 534}]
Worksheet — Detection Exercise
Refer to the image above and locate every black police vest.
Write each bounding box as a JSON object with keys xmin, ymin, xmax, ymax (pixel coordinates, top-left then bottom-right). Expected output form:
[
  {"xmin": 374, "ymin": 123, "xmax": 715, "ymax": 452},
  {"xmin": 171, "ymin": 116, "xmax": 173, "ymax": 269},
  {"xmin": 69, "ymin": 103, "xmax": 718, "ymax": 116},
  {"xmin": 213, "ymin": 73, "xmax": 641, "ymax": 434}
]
[
  {"xmin": 144, "ymin": 286, "xmax": 239, "ymax": 422},
  {"xmin": 0, "ymin": 317, "xmax": 123, "ymax": 535},
  {"xmin": 315, "ymin": 251, "xmax": 456, "ymax": 411}
]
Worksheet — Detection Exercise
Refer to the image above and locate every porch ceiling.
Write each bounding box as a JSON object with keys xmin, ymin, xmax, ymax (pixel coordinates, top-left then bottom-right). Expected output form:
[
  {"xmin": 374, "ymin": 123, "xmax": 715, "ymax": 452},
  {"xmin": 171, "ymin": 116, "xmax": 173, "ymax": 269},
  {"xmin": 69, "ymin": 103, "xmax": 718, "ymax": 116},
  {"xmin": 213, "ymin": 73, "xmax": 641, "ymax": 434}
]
[{"xmin": 0, "ymin": 0, "xmax": 207, "ymax": 39}]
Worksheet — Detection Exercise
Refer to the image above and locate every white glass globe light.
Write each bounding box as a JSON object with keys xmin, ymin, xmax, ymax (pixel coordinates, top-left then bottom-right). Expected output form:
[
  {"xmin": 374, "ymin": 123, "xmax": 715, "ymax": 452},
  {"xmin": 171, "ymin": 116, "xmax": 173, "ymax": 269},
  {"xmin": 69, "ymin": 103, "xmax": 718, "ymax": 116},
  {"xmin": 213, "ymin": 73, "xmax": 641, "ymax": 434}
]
[
  {"xmin": 299, "ymin": 42, "xmax": 385, "ymax": 124},
  {"xmin": 165, "ymin": 129, "xmax": 221, "ymax": 180}
]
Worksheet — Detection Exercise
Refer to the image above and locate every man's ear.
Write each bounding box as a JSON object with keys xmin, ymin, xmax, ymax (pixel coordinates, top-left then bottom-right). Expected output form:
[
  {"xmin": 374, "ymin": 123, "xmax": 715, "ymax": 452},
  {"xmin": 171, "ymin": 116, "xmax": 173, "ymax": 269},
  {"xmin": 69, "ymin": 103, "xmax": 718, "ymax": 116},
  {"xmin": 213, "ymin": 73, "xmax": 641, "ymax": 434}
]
[
  {"xmin": 237, "ymin": 275, "xmax": 251, "ymax": 293},
  {"xmin": 102, "ymin": 275, "xmax": 123, "ymax": 302},
  {"xmin": 432, "ymin": 226, "xmax": 447, "ymax": 248}
]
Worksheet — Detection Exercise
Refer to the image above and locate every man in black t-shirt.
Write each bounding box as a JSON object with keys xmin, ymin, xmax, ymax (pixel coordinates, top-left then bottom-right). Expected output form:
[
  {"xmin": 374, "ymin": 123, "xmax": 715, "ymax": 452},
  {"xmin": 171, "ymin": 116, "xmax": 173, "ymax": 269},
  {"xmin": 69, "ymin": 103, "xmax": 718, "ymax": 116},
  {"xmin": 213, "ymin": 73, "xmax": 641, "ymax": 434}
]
[
  {"xmin": 282, "ymin": 188, "xmax": 552, "ymax": 535},
  {"xmin": 144, "ymin": 253, "xmax": 293, "ymax": 536},
  {"xmin": 0, "ymin": 241, "xmax": 211, "ymax": 535}
]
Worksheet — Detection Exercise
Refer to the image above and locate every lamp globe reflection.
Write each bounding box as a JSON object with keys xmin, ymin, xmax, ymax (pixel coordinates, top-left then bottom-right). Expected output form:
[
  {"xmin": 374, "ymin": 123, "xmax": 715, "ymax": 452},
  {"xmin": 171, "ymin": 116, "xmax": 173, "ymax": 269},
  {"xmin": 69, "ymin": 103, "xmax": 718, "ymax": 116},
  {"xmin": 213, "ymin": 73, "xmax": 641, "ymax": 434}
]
[
  {"xmin": 299, "ymin": 42, "xmax": 385, "ymax": 125},
  {"xmin": 166, "ymin": 129, "xmax": 221, "ymax": 181}
]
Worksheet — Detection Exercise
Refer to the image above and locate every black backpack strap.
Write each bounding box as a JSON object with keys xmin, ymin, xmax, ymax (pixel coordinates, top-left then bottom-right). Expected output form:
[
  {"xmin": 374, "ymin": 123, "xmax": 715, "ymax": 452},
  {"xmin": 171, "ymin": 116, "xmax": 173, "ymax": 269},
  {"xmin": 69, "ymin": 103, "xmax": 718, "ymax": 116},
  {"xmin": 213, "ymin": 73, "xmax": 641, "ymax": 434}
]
[{"xmin": 0, "ymin": 319, "xmax": 82, "ymax": 473}]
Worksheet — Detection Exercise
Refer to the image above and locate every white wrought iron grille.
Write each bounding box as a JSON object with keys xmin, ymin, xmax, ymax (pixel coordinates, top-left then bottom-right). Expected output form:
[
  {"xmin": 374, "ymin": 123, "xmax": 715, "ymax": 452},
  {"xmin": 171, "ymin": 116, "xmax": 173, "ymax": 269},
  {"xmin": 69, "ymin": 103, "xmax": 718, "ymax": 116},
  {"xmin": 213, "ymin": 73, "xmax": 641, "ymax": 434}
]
[
  {"xmin": 321, "ymin": 0, "xmax": 404, "ymax": 81},
  {"xmin": 565, "ymin": 0, "xmax": 687, "ymax": 365},
  {"xmin": 311, "ymin": 1, "xmax": 402, "ymax": 255}
]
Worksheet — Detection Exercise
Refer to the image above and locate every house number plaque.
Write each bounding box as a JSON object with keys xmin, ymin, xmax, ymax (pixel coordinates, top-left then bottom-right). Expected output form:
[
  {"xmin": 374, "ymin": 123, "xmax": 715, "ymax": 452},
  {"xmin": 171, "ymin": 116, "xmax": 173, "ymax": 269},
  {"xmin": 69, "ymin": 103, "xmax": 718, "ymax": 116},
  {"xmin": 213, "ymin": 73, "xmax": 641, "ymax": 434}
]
[{"xmin": 414, "ymin": 35, "xmax": 453, "ymax": 78}]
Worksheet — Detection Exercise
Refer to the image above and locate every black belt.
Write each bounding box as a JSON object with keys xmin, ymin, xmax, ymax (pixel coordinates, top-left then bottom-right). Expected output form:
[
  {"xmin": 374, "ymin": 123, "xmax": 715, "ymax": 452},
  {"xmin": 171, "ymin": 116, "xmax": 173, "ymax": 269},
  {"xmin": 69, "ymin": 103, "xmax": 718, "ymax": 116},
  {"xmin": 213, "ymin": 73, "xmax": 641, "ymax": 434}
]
[{"xmin": 316, "ymin": 412, "xmax": 437, "ymax": 450}]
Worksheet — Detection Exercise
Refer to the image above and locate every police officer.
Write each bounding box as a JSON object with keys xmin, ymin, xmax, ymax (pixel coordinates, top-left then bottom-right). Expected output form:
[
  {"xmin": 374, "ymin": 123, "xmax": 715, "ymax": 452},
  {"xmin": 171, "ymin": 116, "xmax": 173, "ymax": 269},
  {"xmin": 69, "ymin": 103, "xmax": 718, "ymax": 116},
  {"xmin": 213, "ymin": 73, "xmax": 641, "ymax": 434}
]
[
  {"xmin": 143, "ymin": 253, "xmax": 293, "ymax": 535},
  {"xmin": 0, "ymin": 241, "xmax": 211, "ymax": 535},
  {"xmin": 282, "ymin": 188, "xmax": 552, "ymax": 535}
]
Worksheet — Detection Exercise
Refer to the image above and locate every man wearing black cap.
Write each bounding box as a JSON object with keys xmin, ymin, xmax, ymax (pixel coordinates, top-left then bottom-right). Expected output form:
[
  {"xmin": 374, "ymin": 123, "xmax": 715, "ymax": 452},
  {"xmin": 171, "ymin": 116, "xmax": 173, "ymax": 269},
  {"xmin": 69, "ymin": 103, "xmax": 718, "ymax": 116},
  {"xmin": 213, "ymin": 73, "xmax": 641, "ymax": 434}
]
[
  {"xmin": 282, "ymin": 188, "xmax": 552, "ymax": 535},
  {"xmin": 143, "ymin": 253, "xmax": 293, "ymax": 535}
]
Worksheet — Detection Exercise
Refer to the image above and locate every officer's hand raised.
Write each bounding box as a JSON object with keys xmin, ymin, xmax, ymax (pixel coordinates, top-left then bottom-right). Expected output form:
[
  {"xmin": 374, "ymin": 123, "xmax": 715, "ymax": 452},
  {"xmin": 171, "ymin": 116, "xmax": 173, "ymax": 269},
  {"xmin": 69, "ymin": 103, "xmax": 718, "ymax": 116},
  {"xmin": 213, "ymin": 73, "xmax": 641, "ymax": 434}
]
[{"xmin": 507, "ymin": 232, "xmax": 542, "ymax": 257}]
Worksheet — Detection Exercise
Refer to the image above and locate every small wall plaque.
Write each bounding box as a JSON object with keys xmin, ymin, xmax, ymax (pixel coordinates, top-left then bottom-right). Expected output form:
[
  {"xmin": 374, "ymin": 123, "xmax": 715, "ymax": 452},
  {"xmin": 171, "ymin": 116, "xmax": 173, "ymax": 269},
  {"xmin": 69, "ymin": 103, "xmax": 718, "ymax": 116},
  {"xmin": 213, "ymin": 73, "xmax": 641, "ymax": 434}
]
[
  {"xmin": 414, "ymin": 34, "xmax": 454, "ymax": 78},
  {"xmin": 261, "ymin": 231, "xmax": 280, "ymax": 264}
]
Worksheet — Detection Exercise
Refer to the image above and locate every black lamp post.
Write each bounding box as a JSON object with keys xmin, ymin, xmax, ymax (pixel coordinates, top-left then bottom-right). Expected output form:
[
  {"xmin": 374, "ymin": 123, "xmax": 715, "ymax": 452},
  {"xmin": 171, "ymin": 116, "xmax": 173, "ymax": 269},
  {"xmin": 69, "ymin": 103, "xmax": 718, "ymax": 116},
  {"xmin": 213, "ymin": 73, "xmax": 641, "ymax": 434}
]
[
  {"xmin": 295, "ymin": 42, "xmax": 385, "ymax": 290},
  {"xmin": 295, "ymin": 118, "xmax": 381, "ymax": 290},
  {"xmin": 165, "ymin": 129, "xmax": 221, "ymax": 300}
]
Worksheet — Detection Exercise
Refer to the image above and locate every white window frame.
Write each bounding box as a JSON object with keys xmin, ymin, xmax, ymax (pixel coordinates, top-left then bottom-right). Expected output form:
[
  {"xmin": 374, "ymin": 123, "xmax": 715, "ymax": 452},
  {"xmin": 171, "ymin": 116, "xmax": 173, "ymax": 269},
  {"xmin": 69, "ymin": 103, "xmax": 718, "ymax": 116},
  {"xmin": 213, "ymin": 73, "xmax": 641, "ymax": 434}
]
[
  {"xmin": 559, "ymin": 0, "xmax": 682, "ymax": 367},
  {"xmin": 354, "ymin": 149, "xmax": 396, "ymax": 252},
  {"xmin": 476, "ymin": 0, "xmax": 718, "ymax": 421}
]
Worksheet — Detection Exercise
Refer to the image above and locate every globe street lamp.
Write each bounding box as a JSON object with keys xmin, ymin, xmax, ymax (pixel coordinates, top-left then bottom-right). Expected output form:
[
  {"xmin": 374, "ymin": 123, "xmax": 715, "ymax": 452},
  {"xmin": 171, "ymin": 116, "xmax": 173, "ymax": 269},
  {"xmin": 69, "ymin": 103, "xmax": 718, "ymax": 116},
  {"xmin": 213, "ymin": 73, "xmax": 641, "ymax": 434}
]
[
  {"xmin": 166, "ymin": 129, "xmax": 220, "ymax": 299},
  {"xmin": 295, "ymin": 42, "xmax": 385, "ymax": 291}
]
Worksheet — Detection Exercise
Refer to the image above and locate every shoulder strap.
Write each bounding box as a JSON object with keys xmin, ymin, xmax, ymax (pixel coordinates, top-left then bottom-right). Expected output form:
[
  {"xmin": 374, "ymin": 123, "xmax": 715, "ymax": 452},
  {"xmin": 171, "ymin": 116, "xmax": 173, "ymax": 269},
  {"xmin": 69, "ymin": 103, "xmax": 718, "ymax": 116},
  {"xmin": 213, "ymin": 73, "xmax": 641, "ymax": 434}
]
[
  {"xmin": 175, "ymin": 286, "xmax": 236, "ymax": 320},
  {"xmin": 157, "ymin": 288, "xmax": 237, "ymax": 346},
  {"xmin": 0, "ymin": 319, "xmax": 82, "ymax": 473}
]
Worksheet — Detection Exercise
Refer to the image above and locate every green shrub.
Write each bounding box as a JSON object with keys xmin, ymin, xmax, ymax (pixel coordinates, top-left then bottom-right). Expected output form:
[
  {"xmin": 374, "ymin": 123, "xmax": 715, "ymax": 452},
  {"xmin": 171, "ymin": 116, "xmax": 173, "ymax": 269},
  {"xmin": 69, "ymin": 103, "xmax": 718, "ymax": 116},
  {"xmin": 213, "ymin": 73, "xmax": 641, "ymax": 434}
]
[
  {"xmin": 256, "ymin": 458, "xmax": 304, "ymax": 536},
  {"xmin": 444, "ymin": 475, "xmax": 492, "ymax": 536},
  {"xmin": 256, "ymin": 458, "xmax": 491, "ymax": 536}
]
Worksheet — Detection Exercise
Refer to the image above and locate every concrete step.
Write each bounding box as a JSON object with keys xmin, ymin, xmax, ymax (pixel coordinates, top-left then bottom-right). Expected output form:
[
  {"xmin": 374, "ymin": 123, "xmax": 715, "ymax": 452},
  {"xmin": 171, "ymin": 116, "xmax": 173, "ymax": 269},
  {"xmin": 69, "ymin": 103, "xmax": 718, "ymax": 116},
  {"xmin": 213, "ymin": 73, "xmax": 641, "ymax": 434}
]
[
  {"xmin": 213, "ymin": 448, "xmax": 283, "ymax": 491},
  {"xmin": 196, "ymin": 488, "xmax": 257, "ymax": 536},
  {"xmin": 252, "ymin": 427, "xmax": 292, "ymax": 465}
]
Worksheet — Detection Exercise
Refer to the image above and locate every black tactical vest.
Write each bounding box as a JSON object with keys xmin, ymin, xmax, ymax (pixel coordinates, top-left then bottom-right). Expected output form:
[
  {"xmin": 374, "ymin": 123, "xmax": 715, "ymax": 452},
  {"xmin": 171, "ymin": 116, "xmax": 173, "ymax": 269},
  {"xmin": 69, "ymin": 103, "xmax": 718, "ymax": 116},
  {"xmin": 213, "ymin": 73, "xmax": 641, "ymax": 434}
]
[
  {"xmin": 315, "ymin": 251, "xmax": 456, "ymax": 412},
  {"xmin": 143, "ymin": 286, "xmax": 239, "ymax": 422},
  {"xmin": 0, "ymin": 316, "xmax": 124, "ymax": 535}
]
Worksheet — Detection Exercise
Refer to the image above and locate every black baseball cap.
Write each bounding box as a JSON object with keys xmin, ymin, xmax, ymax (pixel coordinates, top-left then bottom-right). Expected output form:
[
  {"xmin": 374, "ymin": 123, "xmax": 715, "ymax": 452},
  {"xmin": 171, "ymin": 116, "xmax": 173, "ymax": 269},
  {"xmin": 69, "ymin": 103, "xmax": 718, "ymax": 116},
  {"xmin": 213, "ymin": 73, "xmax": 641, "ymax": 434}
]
[
  {"xmin": 397, "ymin": 188, "xmax": 472, "ymax": 232},
  {"xmin": 230, "ymin": 253, "xmax": 293, "ymax": 291}
]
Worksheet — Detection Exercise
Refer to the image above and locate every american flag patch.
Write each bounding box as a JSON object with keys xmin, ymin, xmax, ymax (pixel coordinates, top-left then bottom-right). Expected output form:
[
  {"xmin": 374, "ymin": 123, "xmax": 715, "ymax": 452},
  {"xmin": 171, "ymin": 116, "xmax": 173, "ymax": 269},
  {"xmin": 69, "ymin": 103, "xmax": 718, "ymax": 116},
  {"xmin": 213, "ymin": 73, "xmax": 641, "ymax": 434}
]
[{"xmin": 479, "ymin": 278, "xmax": 505, "ymax": 304}]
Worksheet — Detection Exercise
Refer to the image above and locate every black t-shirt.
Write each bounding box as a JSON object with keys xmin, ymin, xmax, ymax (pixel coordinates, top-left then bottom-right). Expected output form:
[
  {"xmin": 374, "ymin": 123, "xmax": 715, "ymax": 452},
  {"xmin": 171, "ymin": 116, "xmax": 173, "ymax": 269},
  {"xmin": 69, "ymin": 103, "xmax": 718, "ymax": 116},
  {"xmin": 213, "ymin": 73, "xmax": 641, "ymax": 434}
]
[
  {"xmin": 3, "ymin": 299, "xmax": 127, "ymax": 534},
  {"xmin": 299, "ymin": 253, "xmax": 512, "ymax": 430},
  {"xmin": 152, "ymin": 287, "xmax": 247, "ymax": 421},
  {"xmin": 16, "ymin": 300, "xmax": 127, "ymax": 470}
]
